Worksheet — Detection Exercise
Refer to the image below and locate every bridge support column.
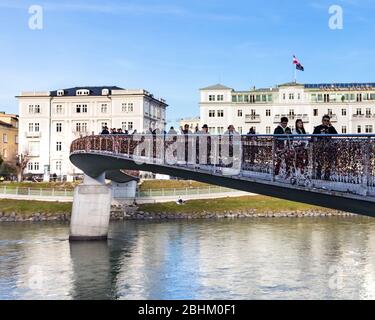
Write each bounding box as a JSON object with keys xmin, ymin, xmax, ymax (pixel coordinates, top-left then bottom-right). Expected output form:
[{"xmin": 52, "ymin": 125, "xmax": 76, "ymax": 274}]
[{"xmin": 69, "ymin": 173, "xmax": 112, "ymax": 241}]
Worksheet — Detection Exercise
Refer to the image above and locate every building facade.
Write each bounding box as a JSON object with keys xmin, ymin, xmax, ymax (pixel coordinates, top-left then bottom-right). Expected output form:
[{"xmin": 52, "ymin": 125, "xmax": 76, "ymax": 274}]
[
  {"xmin": 200, "ymin": 82, "xmax": 375, "ymax": 134},
  {"xmin": 17, "ymin": 86, "xmax": 167, "ymax": 181},
  {"xmin": 0, "ymin": 112, "xmax": 19, "ymax": 167}
]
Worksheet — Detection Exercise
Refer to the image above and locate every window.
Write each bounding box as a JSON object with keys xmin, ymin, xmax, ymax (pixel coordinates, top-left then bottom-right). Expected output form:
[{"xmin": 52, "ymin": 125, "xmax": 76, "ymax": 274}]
[
  {"xmin": 217, "ymin": 95, "xmax": 224, "ymax": 101},
  {"xmin": 366, "ymin": 125, "xmax": 373, "ymax": 133},
  {"xmin": 283, "ymin": 93, "xmax": 286, "ymax": 100},
  {"xmin": 289, "ymin": 93, "xmax": 294, "ymax": 100},
  {"xmin": 122, "ymin": 122, "xmax": 127, "ymax": 131},
  {"xmin": 342, "ymin": 109, "xmax": 347, "ymax": 116},
  {"xmin": 122, "ymin": 103, "xmax": 127, "ymax": 112},
  {"xmin": 327, "ymin": 109, "xmax": 333, "ymax": 116},
  {"xmin": 3, "ymin": 134, "xmax": 7, "ymax": 143},
  {"xmin": 28, "ymin": 105, "xmax": 41, "ymax": 113},
  {"xmin": 217, "ymin": 110, "xmax": 224, "ymax": 117},
  {"xmin": 238, "ymin": 95, "xmax": 243, "ymax": 103},
  {"xmin": 209, "ymin": 110, "xmax": 215, "ymax": 117},
  {"xmin": 342, "ymin": 126, "xmax": 347, "ymax": 134},
  {"xmin": 357, "ymin": 94, "xmax": 362, "ymax": 102},
  {"xmin": 56, "ymin": 161, "xmax": 62, "ymax": 171},
  {"xmin": 56, "ymin": 142, "xmax": 62, "ymax": 151},
  {"xmin": 232, "ymin": 96, "xmax": 237, "ymax": 103},
  {"xmin": 128, "ymin": 103, "xmax": 134, "ymax": 112},
  {"xmin": 101, "ymin": 122, "xmax": 108, "ymax": 129},
  {"xmin": 56, "ymin": 123, "xmax": 62, "ymax": 132},
  {"xmin": 298, "ymin": 93, "xmax": 301, "ymax": 100},
  {"xmin": 75, "ymin": 122, "xmax": 87, "ymax": 132},
  {"xmin": 35, "ymin": 123, "xmax": 40, "ymax": 132},
  {"xmin": 357, "ymin": 125, "xmax": 362, "ymax": 134},
  {"xmin": 262, "ymin": 95, "xmax": 267, "ymax": 102},
  {"xmin": 237, "ymin": 127, "xmax": 242, "ymax": 134},
  {"xmin": 237, "ymin": 110, "xmax": 243, "ymax": 117},
  {"xmin": 209, "ymin": 95, "xmax": 216, "ymax": 102},
  {"xmin": 28, "ymin": 141, "xmax": 40, "ymax": 156},
  {"xmin": 289, "ymin": 109, "xmax": 295, "ymax": 116},
  {"xmin": 2, "ymin": 149, "xmax": 7, "ymax": 158},
  {"xmin": 56, "ymin": 105, "xmax": 63, "ymax": 114},
  {"xmin": 313, "ymin": 109, "xmax": 318, "ymax": 117},
  {"xmin": 311, "ymin": 94, "xmax": 317, "ymax": 102},
  {"xmin": 209, "ymin": 127, "xmax": 216, "ymax": 134},
  {"xmin": 266, "ymin": 109, "xmax": 271, "ymax": 117},
  {"xmin": 356, "ymin": 108, "xmax": 362, "ymax": 115},
  {"xmin": 217, "ymin": 127, "xmax": 224, "ymax": 134},
  {"xmin": 76, "ymin": 104, "xmax": 88, "ymax": 113},
  {"xmin": 366, "ymin": 108, "xmax": 372, "ymax": 117},
  {"xmin": 101, "ymin": 104, "xmax": 108, "ymax": 113},
  {"xmin": 28, "ymin": 162, "xmax": 40, "ymax": 171},
  {"xmin": 266, "ymin": 127, "xmax": 271, "ymax": 134},
  {"xmin": 128, "ymin": 122, "xmax": 133, "ymax": 131}
]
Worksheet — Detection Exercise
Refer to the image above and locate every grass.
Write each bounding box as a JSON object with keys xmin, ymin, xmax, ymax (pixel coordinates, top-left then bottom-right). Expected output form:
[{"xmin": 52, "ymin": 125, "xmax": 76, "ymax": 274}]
[
  {"xmin": 0, "ymin": 199, "xmax": 72, "ymax": 216},
  {"xmin": 139, "ymin": 195, "xmax": 325, "ymax": 214},
  {"xmin": 139, "ymin": 180, "xmax": 212, "ymax": 191}
]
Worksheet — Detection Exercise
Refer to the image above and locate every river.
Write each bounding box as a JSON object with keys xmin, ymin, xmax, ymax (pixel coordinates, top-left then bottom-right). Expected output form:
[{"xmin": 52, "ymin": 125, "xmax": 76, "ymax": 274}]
[{"xmin": 1, "ymin": 217, "xmax": 375, "ymax": 300}]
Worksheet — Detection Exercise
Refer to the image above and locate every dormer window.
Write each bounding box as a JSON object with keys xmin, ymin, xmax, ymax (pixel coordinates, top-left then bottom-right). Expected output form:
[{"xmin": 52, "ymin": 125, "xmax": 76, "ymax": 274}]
[
  {"xmin": 102, "ymin": 88, "xmax": 109, "ymax": 96},
  {"xmin": 76, "ymin": 89, "xmax": 90, "ymax": 96},
  {"xmin": 57, "ymin": 90, "xmax": 64, "ymax": 96}
]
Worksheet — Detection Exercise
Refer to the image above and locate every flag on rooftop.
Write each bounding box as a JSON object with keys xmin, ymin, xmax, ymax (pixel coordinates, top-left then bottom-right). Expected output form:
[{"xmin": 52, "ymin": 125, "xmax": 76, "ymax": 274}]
[{"xmin": 293, "ymin": 55, "xmax": 304, "ymax": 71}]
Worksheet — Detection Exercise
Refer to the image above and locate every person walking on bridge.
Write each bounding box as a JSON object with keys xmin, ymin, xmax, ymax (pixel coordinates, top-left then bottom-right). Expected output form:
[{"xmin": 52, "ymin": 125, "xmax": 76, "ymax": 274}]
[
  {"xmin": 274, "ymin": 117, "xmax": 293, "ymax": 177},
  {"xmin": 313, "ymin": 115, "xmax": 338, "ymax": 180}
]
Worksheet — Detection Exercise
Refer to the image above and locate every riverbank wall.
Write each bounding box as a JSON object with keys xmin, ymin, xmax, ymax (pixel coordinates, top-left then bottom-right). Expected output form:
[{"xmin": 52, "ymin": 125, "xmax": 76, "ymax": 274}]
[{"xmin": 0, "ymin": 204, "xmax": 357, "ymax": 222}]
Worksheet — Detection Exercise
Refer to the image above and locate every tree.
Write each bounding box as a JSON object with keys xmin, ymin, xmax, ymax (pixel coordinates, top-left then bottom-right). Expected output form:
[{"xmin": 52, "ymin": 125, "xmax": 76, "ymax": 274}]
[{"xmin": 15, "ymin": 152, "xmax": 30, "ymax": 182}]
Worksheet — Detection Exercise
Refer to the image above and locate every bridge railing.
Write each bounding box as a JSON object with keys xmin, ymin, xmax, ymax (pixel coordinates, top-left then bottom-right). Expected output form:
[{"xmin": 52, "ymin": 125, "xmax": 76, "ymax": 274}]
[{"xmin": 70, "ymin": 134, "xmax": 375, "ymax": 197}]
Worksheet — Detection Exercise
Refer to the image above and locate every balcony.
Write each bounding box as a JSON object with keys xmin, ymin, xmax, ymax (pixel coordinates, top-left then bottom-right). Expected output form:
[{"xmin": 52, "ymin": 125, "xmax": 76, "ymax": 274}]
[
  {"xmin": 273, "ymin": 114, "xmax": 309, "ymax": 124},
  {"xmin": 25, "ymin": 132, "xmax": 41, "ymax": 138},
  {"xmin": 245, "ymin": 115, "xmax": 261, "ymax": 123}
]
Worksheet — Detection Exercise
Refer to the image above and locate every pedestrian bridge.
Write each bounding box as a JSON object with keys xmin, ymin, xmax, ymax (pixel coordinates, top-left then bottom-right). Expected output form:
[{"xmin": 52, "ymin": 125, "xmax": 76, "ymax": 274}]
[{"xmin": 68, "ymin": 134, "xmax": 375, "ymax": 240}]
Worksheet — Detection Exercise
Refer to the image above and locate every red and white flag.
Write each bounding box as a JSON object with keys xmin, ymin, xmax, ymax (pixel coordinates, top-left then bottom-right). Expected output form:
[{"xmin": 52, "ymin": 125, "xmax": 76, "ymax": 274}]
[{"xmin": 293, "ymin": 55, "xmax": 299, "ymax": 65}]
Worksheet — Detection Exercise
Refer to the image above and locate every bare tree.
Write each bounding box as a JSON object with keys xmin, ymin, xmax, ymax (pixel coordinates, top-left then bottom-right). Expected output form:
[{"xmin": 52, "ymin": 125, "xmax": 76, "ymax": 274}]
[{"xmin": 16, "ymin": 151, "xmax": 30, "ymax": 182}]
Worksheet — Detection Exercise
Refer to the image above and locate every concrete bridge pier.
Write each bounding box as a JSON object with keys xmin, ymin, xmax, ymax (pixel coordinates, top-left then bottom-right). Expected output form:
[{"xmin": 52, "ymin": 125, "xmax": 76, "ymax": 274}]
[{"xmin": 69, "ymin": 173, "xmax": 112, "ymax": 241}]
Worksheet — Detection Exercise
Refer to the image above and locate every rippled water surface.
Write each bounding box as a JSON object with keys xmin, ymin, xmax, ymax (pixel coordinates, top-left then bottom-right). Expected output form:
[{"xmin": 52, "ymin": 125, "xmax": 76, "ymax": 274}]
[{"xmin": 1, "ymin": 217, "xmax": 375, "ymax": 300}]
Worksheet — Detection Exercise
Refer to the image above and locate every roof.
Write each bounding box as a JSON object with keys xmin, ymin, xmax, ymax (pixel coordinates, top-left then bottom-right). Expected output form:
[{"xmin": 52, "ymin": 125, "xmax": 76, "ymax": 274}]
[
  {"xmin": 0, "ymin": 120, "xmax": 13, "ymax": 128},
  {"xmin": 200, "ymin": 84, "xmax": 233, "ymax": 91},
  {"xmin": 304, "ymin": 83, "xmax": 375, "ymax": 89},
  {"xmin": 278, "ymin": 82, "xmax": 304, "ymax": 87},
  {"xmin": 50, "ymin": 86, "xmax": 123, "ymax": 97}
]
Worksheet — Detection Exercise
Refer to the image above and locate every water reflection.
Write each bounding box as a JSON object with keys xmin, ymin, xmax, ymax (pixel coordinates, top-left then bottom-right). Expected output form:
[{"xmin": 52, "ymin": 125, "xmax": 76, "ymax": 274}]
[{"xmin": 1, "ymin": 218, "xmax": 375, "ymax": 299}]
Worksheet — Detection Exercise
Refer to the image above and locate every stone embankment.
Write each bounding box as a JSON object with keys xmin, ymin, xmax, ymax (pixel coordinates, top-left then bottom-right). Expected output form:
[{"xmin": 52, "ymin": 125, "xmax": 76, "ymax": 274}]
[{"xmin": 0, "ymin": 205, "xmax": 357, "ymax": 222}]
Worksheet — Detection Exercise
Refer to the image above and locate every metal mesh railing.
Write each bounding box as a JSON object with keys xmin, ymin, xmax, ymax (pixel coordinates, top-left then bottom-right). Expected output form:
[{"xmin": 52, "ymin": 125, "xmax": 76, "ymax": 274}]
[{"xmin": 70, "ymin": 134, "xmax": 375, "ymax": 197}]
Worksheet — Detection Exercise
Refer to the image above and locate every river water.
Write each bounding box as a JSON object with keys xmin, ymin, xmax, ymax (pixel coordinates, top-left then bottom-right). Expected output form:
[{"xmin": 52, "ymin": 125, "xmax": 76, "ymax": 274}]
[{"xmin": 1, "ymin": 217, "xmax": 375, "ymax": 300}]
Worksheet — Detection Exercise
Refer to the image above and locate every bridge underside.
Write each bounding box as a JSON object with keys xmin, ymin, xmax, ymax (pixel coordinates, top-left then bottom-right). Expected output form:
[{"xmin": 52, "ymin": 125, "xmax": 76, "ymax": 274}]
[{"xmin": 70, "ymin": 153, "xmax": 375, "ymax": 218}]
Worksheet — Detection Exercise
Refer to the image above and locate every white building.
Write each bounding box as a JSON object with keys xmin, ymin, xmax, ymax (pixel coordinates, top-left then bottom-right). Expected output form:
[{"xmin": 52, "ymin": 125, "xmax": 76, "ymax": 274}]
[
  {"xmin": 200, "ymin": 82, "xmax": 375, "ymax": 134},
  {"xmin": 17, "ymin": 86, "xmax": 167, "ymax": 181}
]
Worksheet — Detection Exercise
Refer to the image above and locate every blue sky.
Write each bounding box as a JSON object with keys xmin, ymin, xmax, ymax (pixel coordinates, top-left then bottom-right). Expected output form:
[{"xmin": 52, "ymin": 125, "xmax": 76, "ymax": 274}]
[{"xmin": 0, "ymin": 0, "xmax": 375, "ymax": 126}]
